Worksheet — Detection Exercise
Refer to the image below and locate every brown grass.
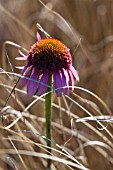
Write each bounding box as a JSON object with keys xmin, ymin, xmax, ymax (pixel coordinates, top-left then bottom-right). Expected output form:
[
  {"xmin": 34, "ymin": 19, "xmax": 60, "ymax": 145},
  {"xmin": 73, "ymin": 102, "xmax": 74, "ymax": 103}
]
[{"xmin": 0, "ymin": 0, "xmax": 113, "ymax": 170}]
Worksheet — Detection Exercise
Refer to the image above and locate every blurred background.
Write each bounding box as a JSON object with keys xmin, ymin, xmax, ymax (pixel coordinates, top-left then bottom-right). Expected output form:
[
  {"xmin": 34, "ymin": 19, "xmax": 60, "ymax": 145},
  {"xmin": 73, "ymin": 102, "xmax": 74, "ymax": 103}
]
[{"xmin": 0, "ymin": 0, "xmax": 113, "ymax": 170}]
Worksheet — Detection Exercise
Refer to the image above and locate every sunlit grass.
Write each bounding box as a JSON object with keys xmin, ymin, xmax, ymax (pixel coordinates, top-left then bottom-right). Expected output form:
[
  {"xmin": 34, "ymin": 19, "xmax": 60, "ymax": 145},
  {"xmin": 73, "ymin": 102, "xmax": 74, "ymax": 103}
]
[{"xmin": 0, "ymin": 0, "xmax": 113, "ymax": 170}]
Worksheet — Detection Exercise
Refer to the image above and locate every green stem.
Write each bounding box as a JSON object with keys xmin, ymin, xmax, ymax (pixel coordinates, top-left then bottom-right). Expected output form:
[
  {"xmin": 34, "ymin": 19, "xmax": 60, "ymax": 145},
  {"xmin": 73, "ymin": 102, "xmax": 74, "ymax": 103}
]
[{"xmin": 45, "ymin": 76, "xmax": 52, "ymax": 170}]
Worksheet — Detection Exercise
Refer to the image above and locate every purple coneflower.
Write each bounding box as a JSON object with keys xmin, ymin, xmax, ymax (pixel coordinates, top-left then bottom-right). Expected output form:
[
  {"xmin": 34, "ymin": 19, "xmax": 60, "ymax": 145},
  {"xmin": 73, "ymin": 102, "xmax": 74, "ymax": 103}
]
[{"xmin": 16, "ymin": 33, "xmax": 79, "ymax": 97}]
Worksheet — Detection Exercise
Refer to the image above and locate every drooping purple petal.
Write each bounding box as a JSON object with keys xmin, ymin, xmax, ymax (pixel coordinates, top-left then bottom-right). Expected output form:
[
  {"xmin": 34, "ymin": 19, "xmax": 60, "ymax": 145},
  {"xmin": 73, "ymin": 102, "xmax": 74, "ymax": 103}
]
[
  {"xmin": 61, "ymin": 69, "xmax": 70, "ymax": 96},
  {"xmin": 68, "ymin": 69, "xmax": 74, "ymax": 90},
  {"xmin": 20, "ymin": 64, "xmax": 29, "ymax": 75},
  {"xmin": 54, "ymin": 70, "xmax": 63, "ymax": 97},
  {"xmin": 27, "ymin": 69, "xmax": 40, "ymax": 96},
  {"xmin": 70, "ymin": 65, "xmax": 79, "ymax": 82},
  {"xmin": 21, "ymin": 67, "xmax": 32, "ymax": 87},
  {"xmin": 37, "ymin": 32, "xmax": 41, "ymax": 41},
  {"xmin": 16, "ymin": 56, "xmax": 27, "ymax": 60},
  {"xmin": 38, "ymin": 71, "xmax": 49, "ymax": 96}
]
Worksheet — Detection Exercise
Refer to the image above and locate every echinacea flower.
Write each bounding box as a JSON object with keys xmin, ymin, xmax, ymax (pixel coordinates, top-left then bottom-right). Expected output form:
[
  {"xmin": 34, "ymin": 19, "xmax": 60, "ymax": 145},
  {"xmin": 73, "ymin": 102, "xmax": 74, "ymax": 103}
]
[{"xmin": 16, "ymin": 33, "xmax": 79, "ymax": 97}]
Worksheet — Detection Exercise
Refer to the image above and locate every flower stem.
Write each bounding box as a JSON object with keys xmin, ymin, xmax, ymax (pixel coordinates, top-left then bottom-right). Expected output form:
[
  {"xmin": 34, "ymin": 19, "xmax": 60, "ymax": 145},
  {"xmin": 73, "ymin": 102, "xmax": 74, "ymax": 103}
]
[{"xmin": 45, "ymin": 76, "xmax": 52, "ymax": 170}]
